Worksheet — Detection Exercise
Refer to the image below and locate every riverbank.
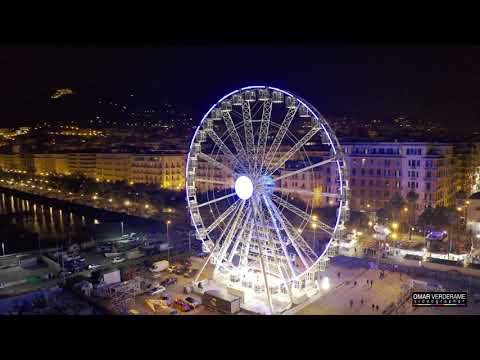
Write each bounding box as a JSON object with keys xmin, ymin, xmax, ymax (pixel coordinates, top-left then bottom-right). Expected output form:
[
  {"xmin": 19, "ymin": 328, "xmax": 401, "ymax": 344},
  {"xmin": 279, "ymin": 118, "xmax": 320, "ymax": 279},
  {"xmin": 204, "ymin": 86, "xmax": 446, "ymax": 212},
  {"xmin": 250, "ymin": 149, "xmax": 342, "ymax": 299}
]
[{"xmin": 0, "ymin": 186, "xmax": 160, "ymax": 225}]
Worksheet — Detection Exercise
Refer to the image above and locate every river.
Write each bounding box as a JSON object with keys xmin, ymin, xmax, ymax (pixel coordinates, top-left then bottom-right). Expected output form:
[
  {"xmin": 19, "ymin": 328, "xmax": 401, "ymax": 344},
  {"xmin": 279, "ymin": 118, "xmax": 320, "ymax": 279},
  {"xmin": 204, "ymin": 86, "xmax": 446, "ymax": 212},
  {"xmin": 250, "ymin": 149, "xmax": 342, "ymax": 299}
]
[{"xmin": 0, "ymin": 191, "xmax": 163, "ymax": 254}]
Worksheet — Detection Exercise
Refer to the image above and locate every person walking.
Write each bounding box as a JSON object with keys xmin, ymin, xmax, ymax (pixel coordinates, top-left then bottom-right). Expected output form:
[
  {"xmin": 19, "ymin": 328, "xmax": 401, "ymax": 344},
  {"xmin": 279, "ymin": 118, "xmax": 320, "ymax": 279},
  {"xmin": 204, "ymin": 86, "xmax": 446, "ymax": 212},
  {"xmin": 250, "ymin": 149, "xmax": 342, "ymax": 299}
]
[
  {"xmin": 360, "ymin": 299, "xmax": 364, "ymax": 306},
  {"xmin": 338, "ymin": 272, "xmax": 341, "ymax": 279},
  {"xmin": 371, "ymin": 304, "xmax": 375, "ymax": 311},
  {"xmin": 376, "ymin": 305, "xmax": 379, "ymax": 312},
  {"xmin": 350, "ymin": 299, "xmax": 353, "ymax": 308},
  {"xmin": 370, "ymin": 280, "xmax": 373, "ymax": 288},
  {"xmin": 366, "ymin": 279, "xmax": 369, "ymax": 286},
  {"xmin": 354, "ymin": 281, "xmax": 357, "ymax": 286}
]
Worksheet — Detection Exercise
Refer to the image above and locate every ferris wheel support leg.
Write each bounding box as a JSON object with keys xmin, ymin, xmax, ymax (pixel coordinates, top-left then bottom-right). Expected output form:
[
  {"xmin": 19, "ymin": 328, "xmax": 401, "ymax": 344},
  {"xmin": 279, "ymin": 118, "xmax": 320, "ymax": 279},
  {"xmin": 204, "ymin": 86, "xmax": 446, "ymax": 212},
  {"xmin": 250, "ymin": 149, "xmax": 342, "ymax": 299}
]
[
  {"xmin": 261, "ymin": 195, "xmax": 296, "ymax": 306},
  {"xmin": 251, "ymin": 196, "xmax": 275, "ymax": 315}
]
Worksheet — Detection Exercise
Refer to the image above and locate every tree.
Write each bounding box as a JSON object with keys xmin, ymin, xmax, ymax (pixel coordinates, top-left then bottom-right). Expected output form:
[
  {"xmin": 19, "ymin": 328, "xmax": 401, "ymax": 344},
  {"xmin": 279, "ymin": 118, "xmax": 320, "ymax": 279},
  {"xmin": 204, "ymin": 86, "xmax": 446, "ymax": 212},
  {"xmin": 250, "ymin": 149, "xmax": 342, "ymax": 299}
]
[
  {"xmin": 345, "ymin": 210, "xmax": 368, "ymax": 229},
  {"xmin": 389, "ymin": 194, "xmax": 405, "ymax": 223},
  {"xmin": 445, "ymin": 208, "xmax": 460, "ymax": 257},
  {"xmin": 417, "ymin": 206, "xmax": 435, "ymax": 230},
  {"xmin": 406, "ymin": 191, "xmax": 419, "ymax": 240},
  {"xmin": 455, "ymin": 191, "xmax": 467, "ymax": 206}
]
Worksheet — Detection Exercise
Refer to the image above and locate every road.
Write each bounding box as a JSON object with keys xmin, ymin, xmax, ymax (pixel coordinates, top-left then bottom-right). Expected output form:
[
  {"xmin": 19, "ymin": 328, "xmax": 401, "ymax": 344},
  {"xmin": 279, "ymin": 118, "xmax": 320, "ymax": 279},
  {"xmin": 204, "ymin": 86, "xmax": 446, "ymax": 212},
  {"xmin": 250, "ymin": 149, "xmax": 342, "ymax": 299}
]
[{"xmin": 295, "ymin": 266, "xmax": 410, "ymax": 315}]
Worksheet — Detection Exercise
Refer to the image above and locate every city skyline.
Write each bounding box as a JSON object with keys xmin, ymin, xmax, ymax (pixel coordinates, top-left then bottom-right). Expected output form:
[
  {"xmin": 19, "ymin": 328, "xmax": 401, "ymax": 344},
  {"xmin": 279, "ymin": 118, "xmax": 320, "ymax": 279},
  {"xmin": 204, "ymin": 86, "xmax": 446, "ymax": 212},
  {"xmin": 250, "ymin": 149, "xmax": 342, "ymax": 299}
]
[
  {"xmin": 2, "ymin": 45, "xmax": 480, "ymax": 131},
  {"xmin": 2, "ymin": 46, "xmax": 480, "ymax": 317}
]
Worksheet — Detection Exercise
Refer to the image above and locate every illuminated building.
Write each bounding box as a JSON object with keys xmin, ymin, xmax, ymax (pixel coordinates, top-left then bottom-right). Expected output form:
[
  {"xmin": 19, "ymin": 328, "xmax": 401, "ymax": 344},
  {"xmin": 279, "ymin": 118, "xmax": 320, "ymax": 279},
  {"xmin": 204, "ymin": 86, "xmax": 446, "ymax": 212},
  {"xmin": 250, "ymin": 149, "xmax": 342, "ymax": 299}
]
[
  {"xmin": 129, "ymin": 153, "xmax": 186, "ymax": 190},
  {"xmin": 343, "ymin": 142, "xmax": 455, "ymax": 214},
  {"xmin": 67, "ymin": 153, "xmax": 97, "ymax": 178},
  {"xmin": 33, "ymin": 153, "xmax": 69, "ymax": 175},
  {"xmin": 95, "ymin": 153, "xmax": 132, "ymax": 182}
]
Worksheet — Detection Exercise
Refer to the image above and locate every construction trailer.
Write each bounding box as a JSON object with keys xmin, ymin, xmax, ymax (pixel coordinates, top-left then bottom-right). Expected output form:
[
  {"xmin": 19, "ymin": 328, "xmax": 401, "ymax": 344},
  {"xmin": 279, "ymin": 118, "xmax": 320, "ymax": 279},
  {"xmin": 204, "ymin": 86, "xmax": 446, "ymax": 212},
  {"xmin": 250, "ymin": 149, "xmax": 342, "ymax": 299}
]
[{"xmin": 202, "ymin": 290, "xmax": 241, "ymax": 314}]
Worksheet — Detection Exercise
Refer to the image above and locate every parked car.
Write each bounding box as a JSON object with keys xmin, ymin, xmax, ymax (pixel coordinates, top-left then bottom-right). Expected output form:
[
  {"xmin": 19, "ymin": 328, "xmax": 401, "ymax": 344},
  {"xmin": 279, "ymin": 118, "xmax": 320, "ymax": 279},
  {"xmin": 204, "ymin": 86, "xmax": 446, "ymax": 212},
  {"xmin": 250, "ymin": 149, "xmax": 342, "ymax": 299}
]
[
  {"xmin": 169, "ymin": 309, "xmax": 180, "ymax": 315},
  {"xmin": 184, "ymin": 269, "xmax": 198, "ymax": 278},
  {"xmin": 173, "ymin": 298, "xmax": 192, "ymax": 312},
  {"xmin": 160, "ymin": 294, "xmax": 173, "ymax": 307},
  {"xmin": 175, "ymin": 267, "xmax": 187, "ymax": 275},
  {"xmin": 149, "ymin": 286, "xmax": 167, "ymax": 295},
  {"xmin": 88, "ymin": 264, "xmax": 100, "ymax": 270},
  {"xmin": 112, "ymin": 257, "xmax": 126, "ymax": 264},
  {"xmin": 184, "ymin": 296, "xmax": 201, "ymax": 309},
  {"xmin": 160, "ymin": 277, "xmax": 177, "ymax": 287}
]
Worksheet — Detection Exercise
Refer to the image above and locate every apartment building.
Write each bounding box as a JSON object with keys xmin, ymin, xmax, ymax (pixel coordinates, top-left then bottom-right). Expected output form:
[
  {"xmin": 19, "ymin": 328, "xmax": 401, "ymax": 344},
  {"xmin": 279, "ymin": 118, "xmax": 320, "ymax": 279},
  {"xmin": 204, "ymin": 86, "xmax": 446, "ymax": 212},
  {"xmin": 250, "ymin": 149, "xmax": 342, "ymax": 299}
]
[
  {"xmin": 33, "ymin": 153, "xmax": 69, "ymax": 175},
  {"xmin": 453, "ymin": 142, "xmax": 480, "ymax": 196},
  {"xmin": 0, "ymin": 153, "xmax": 34, "ymax": 173},
  {"xmin": 95, "ymin": 153, "xmax": 132, "ymax": 182},
  {"xmin": 343, "ymin": 142, "xmax": 455, "ymax": 213},
  {"xmin": 67, "ymin": 153, "xmax": 97, "ymax": 178},
  {"xmin": 129, "ymin": 153, "xmax": 186, "ymax": 190}
]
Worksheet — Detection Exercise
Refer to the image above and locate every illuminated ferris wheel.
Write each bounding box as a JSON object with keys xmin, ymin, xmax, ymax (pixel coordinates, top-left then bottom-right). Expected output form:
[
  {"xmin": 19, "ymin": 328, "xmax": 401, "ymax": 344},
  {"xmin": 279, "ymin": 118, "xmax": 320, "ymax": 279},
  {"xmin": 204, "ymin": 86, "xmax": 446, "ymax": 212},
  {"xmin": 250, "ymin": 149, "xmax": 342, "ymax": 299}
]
[{"xmin": 186, "ymin": 86, "xmax": 349, "ymax": 314}]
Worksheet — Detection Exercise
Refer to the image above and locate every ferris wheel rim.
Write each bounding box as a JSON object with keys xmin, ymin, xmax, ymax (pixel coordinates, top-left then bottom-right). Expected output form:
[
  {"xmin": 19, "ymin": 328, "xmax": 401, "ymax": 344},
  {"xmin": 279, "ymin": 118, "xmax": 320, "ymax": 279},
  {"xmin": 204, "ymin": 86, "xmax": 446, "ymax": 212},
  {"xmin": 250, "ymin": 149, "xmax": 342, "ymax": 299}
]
[{"xmin": 186, "ymin": 85, "xmax": 348, "ymax": 285}]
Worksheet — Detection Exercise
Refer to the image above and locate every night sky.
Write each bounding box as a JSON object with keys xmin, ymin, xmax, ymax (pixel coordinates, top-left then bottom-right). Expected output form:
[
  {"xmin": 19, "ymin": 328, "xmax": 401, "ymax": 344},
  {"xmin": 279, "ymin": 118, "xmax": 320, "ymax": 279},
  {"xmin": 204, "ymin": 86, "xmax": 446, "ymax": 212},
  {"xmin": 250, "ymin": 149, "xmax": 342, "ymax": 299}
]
[{"xmin": 1, "ymin": 45, "xmax": 480, "ymax": 129}]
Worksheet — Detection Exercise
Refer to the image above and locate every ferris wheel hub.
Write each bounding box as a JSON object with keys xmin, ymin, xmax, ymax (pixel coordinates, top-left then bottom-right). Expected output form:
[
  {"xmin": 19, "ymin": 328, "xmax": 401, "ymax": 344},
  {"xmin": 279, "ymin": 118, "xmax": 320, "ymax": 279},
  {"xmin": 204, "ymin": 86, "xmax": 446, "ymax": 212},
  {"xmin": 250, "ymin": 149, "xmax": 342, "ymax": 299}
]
[{"xmin": 235, "ymin": 176, "xmax": 254, "ymax": 200}]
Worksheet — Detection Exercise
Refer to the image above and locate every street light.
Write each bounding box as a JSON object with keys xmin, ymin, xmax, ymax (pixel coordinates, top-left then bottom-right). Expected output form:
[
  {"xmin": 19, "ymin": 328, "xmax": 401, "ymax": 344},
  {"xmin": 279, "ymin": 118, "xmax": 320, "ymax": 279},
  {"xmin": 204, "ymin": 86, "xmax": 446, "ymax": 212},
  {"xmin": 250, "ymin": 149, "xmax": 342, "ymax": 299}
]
[
  {"xmin": 391, "ymin": 222, "xmax": 399, "ymax": 231},
  {"xmin": 124, "ymin": 200, "xmax": 131, "ymax": 206},
  {"xmin": 166, "ymin": 220, "xmax": 171, "ymax": 262},
  {"xmin": 144, "ymin": 204, "xmax": 150, "ymax": 209}
]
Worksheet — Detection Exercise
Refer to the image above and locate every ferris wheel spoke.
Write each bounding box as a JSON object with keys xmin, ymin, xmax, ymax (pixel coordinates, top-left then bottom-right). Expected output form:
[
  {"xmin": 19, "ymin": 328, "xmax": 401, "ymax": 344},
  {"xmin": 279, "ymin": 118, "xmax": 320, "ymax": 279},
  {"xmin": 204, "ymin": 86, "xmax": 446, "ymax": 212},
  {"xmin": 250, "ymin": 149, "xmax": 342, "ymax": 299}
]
[
  {"xmin": 242, "ymin": 100, "xmax": 255, "ymax": 165},
  {"xmin": 264, "ymin": 196, "xmax": 313, "ymax": 269},
  {"xmin": 238, "ymin": 214, "xmax": 256, "ymax": 267},
  {"xmin": 256, "ymin": 196, "xmax": 296, "ymax": 303},
  {"xmin": 205, "ymin": 199, "xmax": 240, "ymax": 235},
  {"xmin": 214, "ymin": 200, "xmax": 247, "ymax": 273},
  {"xmin": 250, "ymin": 197, "xmax": 274, "ymax": 314},
  {"xmin": 195, "ymin": 177, "xmax": 233, "ymax": 187},
  {"xmin": 197, "ymin": 152, "xmax": 236, "ymax": 175},
  {"xmin": 267, "ymin": 122, "xmax": 321, "ymax": 174},
  {"xmin": 208, "ymin": 129, "xmax": 247, "ymax": 172},
  {"xmin": 222, "ymin": 111, "xmax": 249, "ymax": 165},
  {"xmin": 194, "ymin": 200, "xmax": 242, "ymax": 284},
  {"xmin": 263, "ymin": 106, "xmax": 298, "ymax": 171},
  {"xmin": 274, "ymin": 187, "xmax": 340, "ymax": 198},
  {"xmin": 196, "ymin": 192, "xmax": 237, "ymax": 209},
  {"xmin": 272, "ymin": 156, "xmax": 337, "ymax": 182},
  {"xmin": 227, "ymin": 206, "xmax": 252, "ymax": 263},
  {"xmin": 270, "ymin": 193, "xmax": 334, "ymax": 236},
  {"xmin": 261, "ymin": 195, "xmax": 298, "ymax": 277},
  {"xmin": 266, "ymin": 198, "xmax": 317, "ymax": 264},
  {"xmin": 255, "ymin": 98, "xmax": 272, "ymax": 175}
]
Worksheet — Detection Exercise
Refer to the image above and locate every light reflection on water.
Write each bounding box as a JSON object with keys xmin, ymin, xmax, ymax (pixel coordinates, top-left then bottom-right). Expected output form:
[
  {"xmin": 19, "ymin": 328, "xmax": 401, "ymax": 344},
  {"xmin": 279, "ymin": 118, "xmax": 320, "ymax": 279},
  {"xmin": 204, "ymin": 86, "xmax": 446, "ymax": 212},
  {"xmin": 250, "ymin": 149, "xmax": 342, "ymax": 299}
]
[
  {"xmin": 0, "ymin": 192, "xmax": 97, "ymax": 244},
  {"xmin": 0, "ymin": 192, "xmax": 158, "ymax": 253}
]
